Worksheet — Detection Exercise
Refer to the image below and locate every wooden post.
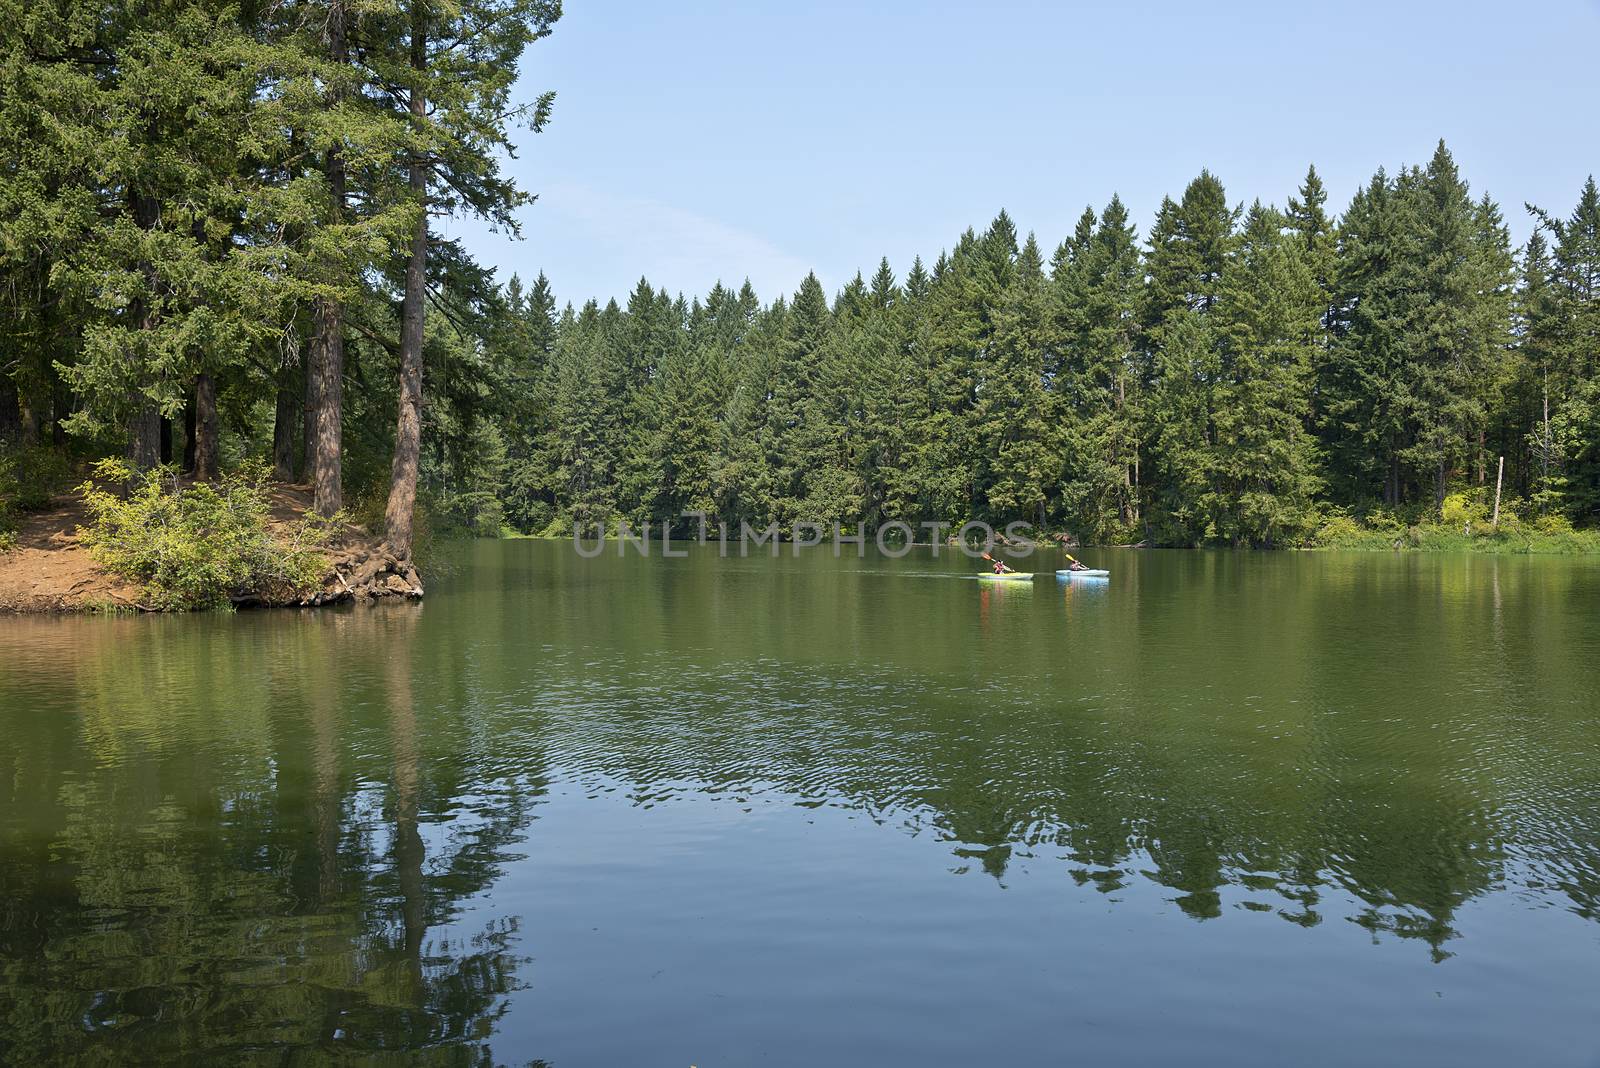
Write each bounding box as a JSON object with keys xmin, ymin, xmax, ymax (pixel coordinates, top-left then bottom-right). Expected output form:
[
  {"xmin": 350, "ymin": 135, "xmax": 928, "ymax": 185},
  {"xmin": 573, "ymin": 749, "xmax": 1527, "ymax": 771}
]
[{"xmin": 1491, "ymin": 455, "xmax": 1505, "ymax": 530}]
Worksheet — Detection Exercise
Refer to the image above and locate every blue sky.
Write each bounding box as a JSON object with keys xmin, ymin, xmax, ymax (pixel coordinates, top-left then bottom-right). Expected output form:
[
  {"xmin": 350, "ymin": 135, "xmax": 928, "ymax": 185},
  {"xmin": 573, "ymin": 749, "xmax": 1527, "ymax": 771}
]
[{"xmin": 444, "ymin": 0, "xmax": 1600, "ymax": 307}]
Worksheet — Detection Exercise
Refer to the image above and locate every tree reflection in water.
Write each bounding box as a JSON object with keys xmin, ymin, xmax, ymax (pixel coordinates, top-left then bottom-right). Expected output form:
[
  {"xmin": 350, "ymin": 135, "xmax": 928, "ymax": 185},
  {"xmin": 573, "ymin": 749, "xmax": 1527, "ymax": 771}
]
[{"xmin": 0, "ymin": 607, "xmax": 547, "ymax": 1064}]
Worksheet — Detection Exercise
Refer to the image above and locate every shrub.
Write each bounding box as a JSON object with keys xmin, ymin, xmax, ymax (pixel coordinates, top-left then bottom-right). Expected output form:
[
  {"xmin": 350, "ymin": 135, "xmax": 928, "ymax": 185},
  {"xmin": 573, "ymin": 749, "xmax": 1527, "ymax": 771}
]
[
  {"xmin": 1361, "ymin": 506, "xmax": 1405, "ymax": 534},
  {"xmin": 78, "ymin": 459, "xmax": 333, "ymax": 611},
  {"xmin": 1440, "ymin": 491, "xmax": 1489, "ymax": 532},
  {"xmin": 1314, "ymin": 509, "xmax": 1363, "ymax": 545},
  {"xmin": 1534, "ymin": 513, "xmax": 1575, "ymax": 536}
]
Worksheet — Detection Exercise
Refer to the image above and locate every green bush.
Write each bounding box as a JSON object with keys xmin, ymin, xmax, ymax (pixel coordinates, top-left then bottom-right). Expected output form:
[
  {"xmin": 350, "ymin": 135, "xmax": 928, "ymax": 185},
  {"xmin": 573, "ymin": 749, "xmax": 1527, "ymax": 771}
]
[
  {"xmin": 1314, "ymin": 509, "xmax": 1363, "ymax": 544},
  {"xmin": 1440, "ymin": 491, "xmax": 1489, "ymax": 531},
  {"xmin": 78, "ymin": 459, "xmax": 334, "ymax": 611},
  {"xmin": 1534, "ymin": 513, "xmax": 1575, "ymax": 536},
  {"xmin": 1312, "ymin": 507, "xmax": 1398, "ymax": 549}
]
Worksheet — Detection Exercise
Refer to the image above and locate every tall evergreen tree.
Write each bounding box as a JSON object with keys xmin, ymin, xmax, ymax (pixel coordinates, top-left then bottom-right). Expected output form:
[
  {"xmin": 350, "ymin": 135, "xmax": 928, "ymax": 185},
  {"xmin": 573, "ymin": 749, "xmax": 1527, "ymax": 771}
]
[
  {"xmin": 1530, "ymin": 177, "xmax": 1600, "ymax": 518},
  {"xmin": 380, "ymin": 0, "xmax": 560, "ymax": 558},
  {"xmin": 980, "ymin": 234, "xmax": 1052, "ymax": 523},
  {"xmin": 1205, "ymin": 202, "xmax": 1323, "ymax": 544},
  {"xmin": 1140, "ymin": 172, "xmax": 1239, "ymax": 539},
  {"xmin": 1053, "ymin": 196, "xmax": 1143, "ymax": 539}
]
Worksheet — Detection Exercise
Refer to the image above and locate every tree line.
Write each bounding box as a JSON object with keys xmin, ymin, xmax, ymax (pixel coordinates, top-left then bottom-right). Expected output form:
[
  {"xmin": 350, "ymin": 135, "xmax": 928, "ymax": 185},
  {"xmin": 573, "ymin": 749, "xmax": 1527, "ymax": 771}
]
[
  {"xmin": 495, "ymin": 147, "xmax": 1600, "ymax": 546},
  {"xmin": 0, "ymin": 0, "xmax": 560, "ymax": 558},
  {"xmin": 2, "ymin": 4, "xmax": 1597, "ymax": 553}
]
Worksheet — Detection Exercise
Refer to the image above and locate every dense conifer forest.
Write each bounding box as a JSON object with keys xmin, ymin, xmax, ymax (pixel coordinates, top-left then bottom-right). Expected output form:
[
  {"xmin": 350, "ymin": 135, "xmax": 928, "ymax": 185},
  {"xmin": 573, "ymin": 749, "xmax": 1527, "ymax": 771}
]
[{"xmin": 4, "ymin": 3, "xmax": 1599, "ymax": 548}]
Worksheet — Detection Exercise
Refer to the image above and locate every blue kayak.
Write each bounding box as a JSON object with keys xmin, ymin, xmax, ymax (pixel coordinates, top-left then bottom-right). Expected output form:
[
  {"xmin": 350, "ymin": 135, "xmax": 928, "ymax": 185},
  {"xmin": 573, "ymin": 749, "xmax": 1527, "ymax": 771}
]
[{"xmin": 1056, "ymin": 568, "xmax": 1110, "ymax": 578}]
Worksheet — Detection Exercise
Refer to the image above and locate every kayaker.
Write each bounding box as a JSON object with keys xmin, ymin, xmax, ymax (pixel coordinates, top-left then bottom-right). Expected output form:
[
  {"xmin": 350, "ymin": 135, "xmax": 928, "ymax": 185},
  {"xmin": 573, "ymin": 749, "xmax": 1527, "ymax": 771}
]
[
  {"xmin": 992, "ymin": 558, "xmax": 1014, "ymax": 575},
  {"xmin": 1063, "ymin": 553, "xmax": 1090, "ymax": 572}
]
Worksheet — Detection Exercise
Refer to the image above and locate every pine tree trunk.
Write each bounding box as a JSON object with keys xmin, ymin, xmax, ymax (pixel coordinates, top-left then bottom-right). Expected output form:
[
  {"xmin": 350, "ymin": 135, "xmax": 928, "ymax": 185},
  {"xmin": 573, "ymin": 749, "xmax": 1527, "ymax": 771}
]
[
  {"xmin": 311, "ymin": 306, "xmax": 344, "ymax": 514},
  {"xmin": 127, "ymin": 399, "xmax": 161, "ymax": 470},
  {"xmin": 383, "ymin": 3, "xmax": 429, "ymax": 559},
  {"xmin": 194, "ymin": 373, "xmax": 220, "ymax": 481},
  {"xmin": 1541, "ymin": 378, "xmax": 1551, "ymax": 486},
  {"xmin": 182, "ymin": 395, "xmax": 197, "ymax": 471},
  {"xmin": 310, "ymin": 0, "xmax": 348, "ymax": 517},
  {"xmin": 272, "ymin": 377, "xmax": 297, "ymax": 481},
  {"xmin": 302, "ymin": 354, "xmax": 319, "ymax": 482}
]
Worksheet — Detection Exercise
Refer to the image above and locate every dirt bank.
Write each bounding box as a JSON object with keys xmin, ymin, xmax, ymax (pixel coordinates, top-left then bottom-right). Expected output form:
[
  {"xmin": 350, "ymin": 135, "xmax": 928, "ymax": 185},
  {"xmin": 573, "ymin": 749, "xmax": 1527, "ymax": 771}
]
[{"xmin": 0, "ymin": 482, "xmax": 422, "ymax": 613}]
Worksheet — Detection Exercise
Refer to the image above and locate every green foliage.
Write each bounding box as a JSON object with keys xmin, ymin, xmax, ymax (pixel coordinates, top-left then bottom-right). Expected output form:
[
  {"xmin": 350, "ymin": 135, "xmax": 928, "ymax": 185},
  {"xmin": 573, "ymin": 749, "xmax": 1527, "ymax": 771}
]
[
  {"xmin": 1, "ymin": 445, "xmax": 74, "ymax": 533},
  {"xmin": 1439, "ymin": 492, "xmax": 1489, "ymax": 530},
  {"xmin": 1534, "ymin": 513, "xmax": 1575, "ymax": 536},
  {"xmin": 459, "ymin": 157, "xmax": 1599, "ymax": 552},
  {"xmin": 1312, "ymin": 491, "xmax": 1600, "ymax": 553},
  {"xmin": 1313, "ymin": 509, "xmax": 1371, "ymax": 547},
  {"xmin": 77, "ymin": 460, "xmax": 332, "ymax": 610}
]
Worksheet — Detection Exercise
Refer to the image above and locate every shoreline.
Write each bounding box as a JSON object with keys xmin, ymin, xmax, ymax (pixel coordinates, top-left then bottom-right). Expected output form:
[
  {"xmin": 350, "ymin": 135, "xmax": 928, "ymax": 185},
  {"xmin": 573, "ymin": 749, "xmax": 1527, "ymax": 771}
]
[
  {"xmin": 0, "ymin": 482, "xmax": 423, "ymax": 614},
  {"xmin": 8, "ymin": 513, "xmax": 1596, "ymax": 615}
]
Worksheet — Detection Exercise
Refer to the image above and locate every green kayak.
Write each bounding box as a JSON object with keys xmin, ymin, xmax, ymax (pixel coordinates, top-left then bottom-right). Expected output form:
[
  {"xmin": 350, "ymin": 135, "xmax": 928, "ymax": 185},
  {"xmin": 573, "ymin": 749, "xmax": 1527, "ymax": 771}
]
[{"xmin": 977, "ymin": 571, "xmax": 1034, "ymax": 581}]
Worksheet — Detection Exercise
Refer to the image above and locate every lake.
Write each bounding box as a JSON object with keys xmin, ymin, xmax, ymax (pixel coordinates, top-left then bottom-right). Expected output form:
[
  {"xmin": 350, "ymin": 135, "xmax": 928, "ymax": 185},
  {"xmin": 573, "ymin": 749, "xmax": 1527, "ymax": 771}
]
[{"xmin": 2, "ymin": 541, "xmax": 1598, "ymax": 1065}]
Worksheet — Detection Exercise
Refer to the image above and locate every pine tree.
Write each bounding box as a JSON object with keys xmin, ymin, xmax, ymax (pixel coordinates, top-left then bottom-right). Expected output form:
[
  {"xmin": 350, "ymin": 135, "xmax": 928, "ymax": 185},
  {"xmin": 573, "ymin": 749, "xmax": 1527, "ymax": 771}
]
[
  {"xmin": 878, "ymin": 258, "xmax": 928, "ymax": 522},
  {"xmin": 1532, "ymin": 177, "xmax": 1600, "ymax": 518},
  {"xmin": 1323, "ymin": 168, "xmax": 1415, "ymax": 504},
  {"xmin": 501, "ymin": 272, "xmax": 560, "ymax": 532},
  {"xmin": 760, "ymin": 275, "xmax": 830, "ymax": 525},
  {"xmin": 714, "ymin": 300, "xmax": 781, "ymax": 527},
  {"xmin": 1140, "ymin": 172, "xmax": 1239, "ymax": 539},
  {"xmin": 1508, "ymin": 231, "xmax": 1558, "ymax": 503},
  {"xmin": 1398, "ymin": 143, "xmax": 1512, "ymax": 505},
  {"xmin": 980, "ymin": 234, "xmax": 1053, "ymax": 524},
  {"xmin": 1205, "ymin": 202, "xmax": 1323, "ymax": 545},
  {"xmin": 1054, "ymin": 196, "xmax": 1143, "ymax": 540},
  {"xmin": 381, "ymin": 0, "xmax": 561, "ymax": 558},
  {"xmin": 550, "ymin": 305, "xmax": 616, "ymax": 526},
  {"xmin": 652, "ymin": 338, "xmax": 719, "ymax": 525},
  {"xmin": 1286, "ymin": 164, "xmax": 1337, "ymax": 333},
  {"xmin": 1143, "ymin": 310, "xmax": 1218, "ymax": 543}
]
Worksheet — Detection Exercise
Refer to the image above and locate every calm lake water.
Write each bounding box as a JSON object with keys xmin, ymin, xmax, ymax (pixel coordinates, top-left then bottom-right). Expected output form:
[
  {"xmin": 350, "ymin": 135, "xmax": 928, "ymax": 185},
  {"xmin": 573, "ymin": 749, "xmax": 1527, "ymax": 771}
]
[{"xmin": 3, "ymin": 541, "xmax": 1599, "ymax": 1065}]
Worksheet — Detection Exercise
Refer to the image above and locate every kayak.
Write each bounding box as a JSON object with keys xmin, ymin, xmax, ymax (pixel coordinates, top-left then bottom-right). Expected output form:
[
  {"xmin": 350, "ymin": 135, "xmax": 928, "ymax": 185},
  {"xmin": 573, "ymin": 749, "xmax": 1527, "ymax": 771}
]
[
  {"xmin": 977, "ymin": 571, "xmax": 1035, "ymax": 581},
  {"xmin": 1056, "ymin": 568, "xmax": 1110, "ymax": 578}
]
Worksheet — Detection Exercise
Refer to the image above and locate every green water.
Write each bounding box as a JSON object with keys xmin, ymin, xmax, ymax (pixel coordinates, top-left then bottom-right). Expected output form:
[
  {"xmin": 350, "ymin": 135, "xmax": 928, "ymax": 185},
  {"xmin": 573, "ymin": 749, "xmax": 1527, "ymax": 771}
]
[{"xmin": 3, "ymin": 542, "xmax": 1599, "ymax": 1065}]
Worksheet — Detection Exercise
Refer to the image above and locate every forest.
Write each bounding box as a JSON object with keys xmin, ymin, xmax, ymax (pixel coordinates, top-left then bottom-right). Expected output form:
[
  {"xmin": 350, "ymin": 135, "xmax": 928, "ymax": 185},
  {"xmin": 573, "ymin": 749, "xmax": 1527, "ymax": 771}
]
[{"xmin": 4, "ymin": 4, "xmax": 1600, "ymax": 549}]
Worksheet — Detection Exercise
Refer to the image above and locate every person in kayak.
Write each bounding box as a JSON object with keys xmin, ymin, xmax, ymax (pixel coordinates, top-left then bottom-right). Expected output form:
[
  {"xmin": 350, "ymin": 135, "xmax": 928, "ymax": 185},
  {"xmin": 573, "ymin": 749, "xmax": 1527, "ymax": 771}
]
[
  {"xmin": 980, "ymin": 551, "xmax": 1015, "ymax": 574},
  {"xmin": 1063, "ymin": 553, "xmax": 1090, "ymax": 572}
]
